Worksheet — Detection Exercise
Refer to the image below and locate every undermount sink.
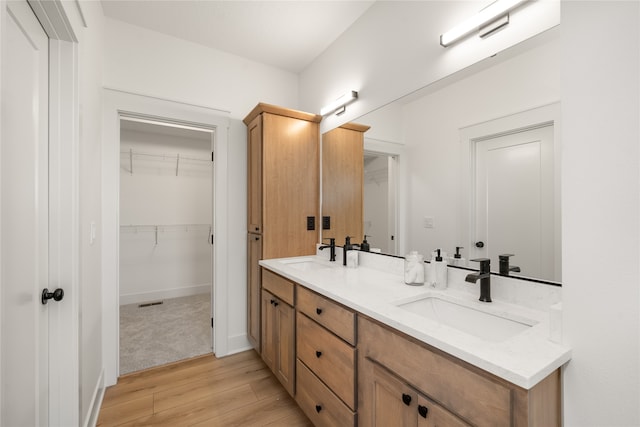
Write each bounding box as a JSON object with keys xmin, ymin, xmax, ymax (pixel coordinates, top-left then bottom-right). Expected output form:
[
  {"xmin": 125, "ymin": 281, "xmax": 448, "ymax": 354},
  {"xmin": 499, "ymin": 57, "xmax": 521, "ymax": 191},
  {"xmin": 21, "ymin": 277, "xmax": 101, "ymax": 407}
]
[
  {"xmin": 397, "ymin": 296, "xmax": 536, "ymax": 342},
  {"xmin": 281, "ymin": 258, "xmax": 332, "ymax": 272}
]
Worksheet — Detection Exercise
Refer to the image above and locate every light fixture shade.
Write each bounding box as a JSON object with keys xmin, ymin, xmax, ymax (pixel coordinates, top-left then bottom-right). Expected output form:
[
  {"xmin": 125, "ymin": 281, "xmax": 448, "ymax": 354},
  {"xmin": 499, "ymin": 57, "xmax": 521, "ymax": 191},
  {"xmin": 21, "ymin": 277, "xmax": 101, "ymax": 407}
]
[
  {"xmin": 320, "ymin": 90, "xmax": 358, "ymax": 116},
  {"xmin": 440, "ymin": 0, "xmax": 527, "ymax": 47}
]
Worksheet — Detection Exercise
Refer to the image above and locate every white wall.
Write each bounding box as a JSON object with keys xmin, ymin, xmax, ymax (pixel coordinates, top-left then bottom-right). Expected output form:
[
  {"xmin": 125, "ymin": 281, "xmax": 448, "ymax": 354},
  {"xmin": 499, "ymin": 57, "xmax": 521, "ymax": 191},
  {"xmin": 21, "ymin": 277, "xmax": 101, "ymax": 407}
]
[
  {"xmin": 400, "ymin": 38, "xmax": 560, "ymax": 260},
  {"xmin": 103, "ymin": 17, "xmax": 299, "ymax": 119},
  {"xmin": 119, "ymin": 128, "xmax": 212, "ymax": 304},
  {"xmin": 59, "ymin": 0, "xmax": 105, "ymax": 425},
  {"xmin": 300, "ymin": 0, "xmax": 560, "ymax": 133},
  {"xmin": 561, "ymin": 2, "xmax": 640, "ymax": 425}
]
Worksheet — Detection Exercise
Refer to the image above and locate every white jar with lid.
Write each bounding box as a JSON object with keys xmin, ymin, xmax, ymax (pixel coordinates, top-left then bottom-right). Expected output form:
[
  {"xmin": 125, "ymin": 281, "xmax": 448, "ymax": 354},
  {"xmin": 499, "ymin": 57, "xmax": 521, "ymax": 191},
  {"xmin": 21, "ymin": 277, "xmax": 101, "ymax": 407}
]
[{"xmin": 404, "ymin": 251, "xmax": 425, "ymax": 285}]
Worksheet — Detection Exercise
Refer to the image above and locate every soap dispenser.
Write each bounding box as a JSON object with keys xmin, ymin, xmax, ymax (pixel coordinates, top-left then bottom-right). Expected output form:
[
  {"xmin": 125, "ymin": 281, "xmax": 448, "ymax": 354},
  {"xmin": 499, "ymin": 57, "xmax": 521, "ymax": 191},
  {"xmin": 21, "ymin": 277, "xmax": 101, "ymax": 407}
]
[
  {"xmin": 433, "ymin": 249, "xmax": 448, "ymax": 290},
  {"xmin": 360, "ymin": 235, "xmax": 370, "ymax": 252},
  {"xmin": 450, "ymin": 246, "xmax": 465, "ymax": 266}
]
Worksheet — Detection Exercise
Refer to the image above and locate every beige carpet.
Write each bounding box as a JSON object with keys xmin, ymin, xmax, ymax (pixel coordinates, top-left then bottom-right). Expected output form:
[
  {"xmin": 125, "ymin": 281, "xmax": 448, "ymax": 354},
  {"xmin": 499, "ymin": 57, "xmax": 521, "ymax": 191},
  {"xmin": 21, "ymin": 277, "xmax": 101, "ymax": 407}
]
[{"xmin": 119, "ymin": 293, "xmax": 212, "ymax": 375}]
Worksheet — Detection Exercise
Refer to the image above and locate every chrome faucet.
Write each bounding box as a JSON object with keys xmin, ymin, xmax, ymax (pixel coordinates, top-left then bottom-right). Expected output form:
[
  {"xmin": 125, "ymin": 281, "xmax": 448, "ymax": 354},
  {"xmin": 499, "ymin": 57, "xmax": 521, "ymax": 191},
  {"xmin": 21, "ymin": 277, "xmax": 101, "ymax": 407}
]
[
  {"xmin": 319, "ymin": 237, "xmax": 336, "ymax": 262},
  {"xmin": 499, "ymin": 254, "xmax": 521, "ymax": 275},
  {"xmin": 465, "ymin": 258, "xmax": 492, "ymax": 302}
]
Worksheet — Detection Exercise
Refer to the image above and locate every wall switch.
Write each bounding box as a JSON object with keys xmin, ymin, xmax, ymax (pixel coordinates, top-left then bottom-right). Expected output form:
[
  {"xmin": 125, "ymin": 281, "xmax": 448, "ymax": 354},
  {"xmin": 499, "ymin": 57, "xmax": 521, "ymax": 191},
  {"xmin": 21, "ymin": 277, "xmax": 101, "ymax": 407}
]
[
  {"xmin": 307, "ymin": 216, "xmax": 316, "ymax": 231},
  {"xmin": 423, "ymin": 216, "xmax": 434, "ymax": 229}
]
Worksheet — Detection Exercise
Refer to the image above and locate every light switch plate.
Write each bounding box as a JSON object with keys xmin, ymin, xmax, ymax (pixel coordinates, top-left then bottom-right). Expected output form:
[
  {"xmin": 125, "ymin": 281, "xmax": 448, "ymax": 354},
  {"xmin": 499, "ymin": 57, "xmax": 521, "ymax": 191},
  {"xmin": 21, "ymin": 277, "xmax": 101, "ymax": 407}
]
[{"xmin": 423, "ymin": 216, "xmax": 434, "ymax": 229}]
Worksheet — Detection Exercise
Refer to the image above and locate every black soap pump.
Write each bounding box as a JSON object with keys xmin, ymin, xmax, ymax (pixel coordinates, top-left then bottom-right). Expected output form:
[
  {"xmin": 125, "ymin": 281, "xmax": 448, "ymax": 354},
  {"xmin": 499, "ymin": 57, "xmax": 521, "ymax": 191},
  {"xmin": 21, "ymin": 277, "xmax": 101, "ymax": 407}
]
[{"xmin": 361, "ymin": 235, "xmax": 370, "ymax": 252}]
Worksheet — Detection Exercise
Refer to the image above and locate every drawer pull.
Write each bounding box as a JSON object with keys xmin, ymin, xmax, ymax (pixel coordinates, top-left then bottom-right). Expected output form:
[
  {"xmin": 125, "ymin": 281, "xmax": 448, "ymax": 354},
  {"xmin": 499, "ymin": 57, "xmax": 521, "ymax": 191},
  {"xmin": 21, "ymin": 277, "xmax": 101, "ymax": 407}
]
[
  {"xmin": 418, "ymin": 405, "xmax": 429, "ymax": 418},
  {"xmin": 315, "ymin": 404, "xmax": 322, "ymax": 413},
  {"xmin": 402, "ymin": 393, "xmax": 412, "ymax": 406},
  {"xmin": 316, "ymin": 307, "xmax": 323, "ymax": 315},
  {"xmin": 315, "ymin": 350, "xmax": 322, "ymax": 358}
]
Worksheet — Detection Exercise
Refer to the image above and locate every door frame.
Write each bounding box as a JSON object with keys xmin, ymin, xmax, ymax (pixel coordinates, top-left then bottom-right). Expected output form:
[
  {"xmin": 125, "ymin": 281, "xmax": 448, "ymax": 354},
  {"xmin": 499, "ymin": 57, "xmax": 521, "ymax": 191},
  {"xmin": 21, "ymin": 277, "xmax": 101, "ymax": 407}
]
[
  {"xmin": 459, "ymin": 102, "xmax": 561, "ymax": 277},
  {"xmin": 102, "ymin": 88, "xmax": 231, "ymax": 386},
  {"xmin": 0, "ymin": 0, "xmax": 80, "ymax": 425}
]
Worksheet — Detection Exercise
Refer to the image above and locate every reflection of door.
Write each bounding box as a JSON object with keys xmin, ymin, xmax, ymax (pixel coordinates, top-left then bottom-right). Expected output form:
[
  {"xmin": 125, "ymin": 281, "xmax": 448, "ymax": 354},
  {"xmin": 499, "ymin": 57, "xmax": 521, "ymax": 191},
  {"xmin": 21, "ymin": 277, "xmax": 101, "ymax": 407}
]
[
  {"xmin": 1, "ymin": 0, "xmax": 50, "ymax": 424},
  {"xmin": 473, "ymin": 124, "xmax": 555, "ymax": 280}
]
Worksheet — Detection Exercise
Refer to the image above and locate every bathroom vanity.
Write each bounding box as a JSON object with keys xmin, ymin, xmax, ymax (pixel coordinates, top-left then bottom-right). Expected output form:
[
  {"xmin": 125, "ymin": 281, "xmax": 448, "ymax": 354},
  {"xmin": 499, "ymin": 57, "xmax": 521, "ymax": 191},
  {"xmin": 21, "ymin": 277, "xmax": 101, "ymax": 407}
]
[{"xmin": 259, "ymin": 250, "xmax": 571, "ymax": 426}]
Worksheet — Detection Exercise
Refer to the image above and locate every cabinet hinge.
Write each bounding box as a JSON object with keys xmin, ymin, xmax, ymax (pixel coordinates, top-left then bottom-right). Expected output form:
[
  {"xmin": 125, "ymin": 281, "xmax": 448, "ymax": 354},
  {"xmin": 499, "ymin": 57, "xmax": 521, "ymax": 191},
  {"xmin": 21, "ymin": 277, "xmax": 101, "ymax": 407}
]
[
  {"xmin": 211, "ymin": 151, "xmax": 214, "ymax": 162},
  {"xmin": 211, "ymin": 318, "xmax": 213, "ymax": 328}
]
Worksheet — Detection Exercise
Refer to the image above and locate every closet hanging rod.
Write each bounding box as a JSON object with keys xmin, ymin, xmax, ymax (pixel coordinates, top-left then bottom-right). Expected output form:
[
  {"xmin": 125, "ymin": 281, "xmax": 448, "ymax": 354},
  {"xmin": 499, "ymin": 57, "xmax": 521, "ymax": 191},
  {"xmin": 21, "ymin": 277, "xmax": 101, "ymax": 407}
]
[
  {"xmin": 120, "ymin": 150, "xmax": 210, "ymax": 163},
  {"xmin": 120, "ymin": 223, "xmax": 211, "ymax": 230}
]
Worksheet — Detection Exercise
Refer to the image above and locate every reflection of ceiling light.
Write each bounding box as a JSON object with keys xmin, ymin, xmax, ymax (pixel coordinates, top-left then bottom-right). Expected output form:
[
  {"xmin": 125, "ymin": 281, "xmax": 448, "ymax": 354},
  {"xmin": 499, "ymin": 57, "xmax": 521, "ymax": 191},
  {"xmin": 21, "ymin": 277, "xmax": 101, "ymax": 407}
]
[
  {"xmin": 440, "ymin": 0, "xmax": 527, "ymax": 47},
  {"xmin": 320, "ymin": 91, "xmax": 358, "ymax": 116}
]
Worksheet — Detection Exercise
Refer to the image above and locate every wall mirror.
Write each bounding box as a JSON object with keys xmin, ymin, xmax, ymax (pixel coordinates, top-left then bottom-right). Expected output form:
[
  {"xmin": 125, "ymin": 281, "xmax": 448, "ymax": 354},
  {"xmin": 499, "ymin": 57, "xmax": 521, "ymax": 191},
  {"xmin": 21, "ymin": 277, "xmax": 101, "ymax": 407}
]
[{"xmin": 319, "ymin": 32, "xmax": 562, "ymax": 284}]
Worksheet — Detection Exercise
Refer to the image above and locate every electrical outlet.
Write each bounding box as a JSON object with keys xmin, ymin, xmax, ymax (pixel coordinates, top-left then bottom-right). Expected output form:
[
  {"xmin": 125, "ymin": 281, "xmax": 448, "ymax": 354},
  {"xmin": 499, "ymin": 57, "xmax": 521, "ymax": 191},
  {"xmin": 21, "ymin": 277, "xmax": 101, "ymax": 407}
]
[{"xmin": 423, "ymin": 216, "xmax": 434, "ymax": 229}]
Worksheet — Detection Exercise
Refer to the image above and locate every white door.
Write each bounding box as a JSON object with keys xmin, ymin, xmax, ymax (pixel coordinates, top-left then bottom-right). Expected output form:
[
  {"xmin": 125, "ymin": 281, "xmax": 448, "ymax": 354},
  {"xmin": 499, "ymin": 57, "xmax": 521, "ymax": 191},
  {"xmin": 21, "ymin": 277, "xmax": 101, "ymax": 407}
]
[
  {"xmin": 473, "ymin": 124, "xmax": 556, "ymax": 281},
  {"xmin": 1, "ymin": 0, "xmax": 51, "ymax": 425}
]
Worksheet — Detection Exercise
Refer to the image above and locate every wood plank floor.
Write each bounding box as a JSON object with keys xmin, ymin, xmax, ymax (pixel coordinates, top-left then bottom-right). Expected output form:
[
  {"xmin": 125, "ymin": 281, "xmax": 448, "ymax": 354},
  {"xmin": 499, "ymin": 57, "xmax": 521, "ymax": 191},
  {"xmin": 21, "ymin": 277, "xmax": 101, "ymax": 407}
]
[{"xmin": 97, "ymin": 350, "xmax": 312, "ymax": 426}]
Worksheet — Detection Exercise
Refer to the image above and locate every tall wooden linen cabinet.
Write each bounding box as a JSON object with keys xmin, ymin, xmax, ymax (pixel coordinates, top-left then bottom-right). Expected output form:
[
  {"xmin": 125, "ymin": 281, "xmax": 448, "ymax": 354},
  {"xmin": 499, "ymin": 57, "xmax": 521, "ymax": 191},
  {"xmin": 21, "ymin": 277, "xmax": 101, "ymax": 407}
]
[{"xmin": 244, "ymin": 103, "xmax": 321, "ymax": 351}]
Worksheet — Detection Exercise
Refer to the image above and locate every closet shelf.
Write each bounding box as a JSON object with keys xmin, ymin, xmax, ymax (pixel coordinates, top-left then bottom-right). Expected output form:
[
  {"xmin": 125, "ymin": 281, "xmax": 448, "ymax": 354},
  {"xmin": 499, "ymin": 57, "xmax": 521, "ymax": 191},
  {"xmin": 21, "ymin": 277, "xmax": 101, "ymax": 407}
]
[{"xmin": 121, "ymin": 149, "xmax": 211, "ymax": 176}]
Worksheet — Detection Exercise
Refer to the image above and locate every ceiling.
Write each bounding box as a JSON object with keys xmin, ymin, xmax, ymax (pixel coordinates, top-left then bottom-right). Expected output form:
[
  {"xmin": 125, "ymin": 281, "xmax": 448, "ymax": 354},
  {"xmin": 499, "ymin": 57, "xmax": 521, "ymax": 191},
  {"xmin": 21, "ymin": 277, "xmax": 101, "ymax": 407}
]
[{"xmin": 100, "ymin": 0, "xmax": 375, "ymax": 73}]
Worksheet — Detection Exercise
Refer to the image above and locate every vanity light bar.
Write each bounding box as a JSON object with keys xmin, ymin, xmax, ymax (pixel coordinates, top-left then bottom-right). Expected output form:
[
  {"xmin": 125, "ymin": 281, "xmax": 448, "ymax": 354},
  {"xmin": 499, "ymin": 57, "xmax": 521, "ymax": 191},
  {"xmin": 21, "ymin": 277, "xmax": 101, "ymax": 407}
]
[
  {"xmin": 320, "ymin": 90, "xmax": 358, "ymax": 116},
  {"xmin": 439, "ymin": 0, "xmax": 527, "ymax": 47}
]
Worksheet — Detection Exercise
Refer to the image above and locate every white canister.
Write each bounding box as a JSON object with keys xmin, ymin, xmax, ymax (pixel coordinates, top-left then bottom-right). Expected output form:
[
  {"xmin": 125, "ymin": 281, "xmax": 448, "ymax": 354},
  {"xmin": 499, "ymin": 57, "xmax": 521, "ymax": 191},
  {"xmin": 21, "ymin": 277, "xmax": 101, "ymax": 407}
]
[{"xmin": 404, "ymin": 251, "xmax": 425, "ymax": 285}]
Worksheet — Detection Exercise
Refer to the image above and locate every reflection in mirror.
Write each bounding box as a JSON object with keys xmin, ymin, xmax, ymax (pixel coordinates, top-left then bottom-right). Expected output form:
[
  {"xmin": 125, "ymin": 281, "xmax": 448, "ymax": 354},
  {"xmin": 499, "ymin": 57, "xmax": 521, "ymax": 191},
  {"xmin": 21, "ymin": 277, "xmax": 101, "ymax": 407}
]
[
  {"xmin": 321, "ymin": 35, "xmax": 561, "ymax": 284},
  {"xmin": 364, "ymin": 152, "xmax": 398, "ymax": 254},
  {"xmin": 321, "ymin": 123, "xmax": 369, "ymax": 247}
]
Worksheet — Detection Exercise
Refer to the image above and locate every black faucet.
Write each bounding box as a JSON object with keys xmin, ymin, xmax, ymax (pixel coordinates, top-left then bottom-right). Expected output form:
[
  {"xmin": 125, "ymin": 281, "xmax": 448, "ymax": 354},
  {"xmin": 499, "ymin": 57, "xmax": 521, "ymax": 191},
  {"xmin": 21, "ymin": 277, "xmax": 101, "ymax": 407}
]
[
  {"xmin": 465, "ymin": 258, "xmax": 492, "ymax": 302},
  {"xmin": 343, "ymin": 236, "xmax": 352, "ymax": 266},
  {"xmin": 319, "ymin": 238, "xmax": 336, "ymax": 262},
  {"xmin": 498, "ymin": 254, "xmax": 521, "ymax": 275}
]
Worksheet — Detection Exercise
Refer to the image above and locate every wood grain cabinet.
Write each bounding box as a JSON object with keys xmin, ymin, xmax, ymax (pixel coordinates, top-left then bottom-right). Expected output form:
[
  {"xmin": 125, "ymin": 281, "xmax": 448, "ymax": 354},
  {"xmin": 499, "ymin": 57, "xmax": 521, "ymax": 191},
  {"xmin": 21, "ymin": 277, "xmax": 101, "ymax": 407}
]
[
  {"xmin": 321, "ymin": 123, "xmax": 370, "ymax": 244},
  {"xmin": 295, "ymin": 286, "xmax": 357, "ymax": 426},
  {"xmin": 261, "ymin": 269, "xmax": 296, "ymax": 396},
  {"xmin": 363, "ymin": 358, "xmax": 469, "ymax": 427},
  {"xmin": 358, "ymin": 316, "xmax": 561, "ymax": 427},
  {"xmin": 244, "ymin": 103, "xmax": 321, "ymax": 352}
]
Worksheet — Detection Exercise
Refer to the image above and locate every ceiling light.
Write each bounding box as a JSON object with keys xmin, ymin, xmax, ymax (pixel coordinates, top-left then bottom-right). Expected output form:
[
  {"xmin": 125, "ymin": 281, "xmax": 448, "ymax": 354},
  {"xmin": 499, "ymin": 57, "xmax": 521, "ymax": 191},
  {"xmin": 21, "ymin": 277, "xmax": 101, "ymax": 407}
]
[
  {"xmin": 440, "ymin": 0, "xmax": 527, "ymax": 47},
  {"xmin": 320, "ymin": 91, "xmax": 358, "ymax": 116}
]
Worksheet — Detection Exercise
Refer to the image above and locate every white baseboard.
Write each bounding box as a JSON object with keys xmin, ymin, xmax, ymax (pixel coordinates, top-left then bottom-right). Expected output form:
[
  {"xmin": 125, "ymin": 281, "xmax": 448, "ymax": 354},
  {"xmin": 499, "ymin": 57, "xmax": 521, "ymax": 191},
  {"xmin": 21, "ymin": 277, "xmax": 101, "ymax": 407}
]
[
  {"xmin": 225, "ymin": 333, "xmax": 252, "ymax": 356},
  {"xmin": 83, "ymin": 368, "xmax": 105, "ymax": 427},
  {"xmin": 119, "ymin": 284, "xmax": 211, "ymax": 306}
]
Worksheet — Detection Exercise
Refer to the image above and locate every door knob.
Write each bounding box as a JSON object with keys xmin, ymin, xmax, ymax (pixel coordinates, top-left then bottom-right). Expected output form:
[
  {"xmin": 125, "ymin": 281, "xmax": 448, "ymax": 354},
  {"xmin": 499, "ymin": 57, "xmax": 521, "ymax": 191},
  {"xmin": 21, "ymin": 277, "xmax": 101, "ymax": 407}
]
[
  {"xmin": 475, "ymin": 241, "xmax": 485, "ymax": 248},
  {"xmin": 41, "ymin": 288, "xmax": 64, "ymax": 305}
]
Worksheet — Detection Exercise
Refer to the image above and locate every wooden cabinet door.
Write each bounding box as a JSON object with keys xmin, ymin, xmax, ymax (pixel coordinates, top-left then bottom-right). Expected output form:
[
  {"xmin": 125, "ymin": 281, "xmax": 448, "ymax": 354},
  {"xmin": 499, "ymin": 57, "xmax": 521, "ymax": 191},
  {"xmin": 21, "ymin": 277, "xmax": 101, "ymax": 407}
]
[
  {"xmin": 274, "ymin": 299, "xmax": 295, "ymax": 396},
  {"xmin": 366, "ymin": 359, "xmax": 417, "ymax": 427},
  {"xmin": 322, "ymin": 125, "xmax": 366, "ymax": 243},
  {"xmin": 262, "ymin": 112, "xmax": 319, "ymax": 259},
  {"xmin": 247, "ymin": 114, "xmax": 262, "ymax": 233},
  {"xmin": 247, "ymin": 233, "xmax": 262, "ymax": 351},
  {"xmin": 261, "ymin": 289, "xmax": 275, "ymax": 370},
  {"xmin": 416, "ymin": 395, "xmax": 470, "ymax": 427}
]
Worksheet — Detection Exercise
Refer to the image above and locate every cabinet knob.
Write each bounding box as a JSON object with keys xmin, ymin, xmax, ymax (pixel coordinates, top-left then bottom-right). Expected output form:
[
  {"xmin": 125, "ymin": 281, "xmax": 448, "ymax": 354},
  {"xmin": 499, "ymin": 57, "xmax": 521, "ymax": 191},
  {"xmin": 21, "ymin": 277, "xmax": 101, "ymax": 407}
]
[
  {"xmin": 418, "ymin": 405, "xmax": 429, "ymax": 418},
  {"xmin": 315, "ymin": 404, "xmax": 322, "ymax": 413},
  {"xmin": 273, "ymin": 301, "xmax": 279, "ymax": 307},
  {"xmin": 315, "ymin": 351, "xmax": 322, "ymax": 358},
  {"xmin": 316, "ymin": 308, "xmax": 323, "ymax": 315},
  {"xmin": 270, "ymin": 299, "xmax": 275, "ymax": 305},
  {"xmin": 402, "ymin": 393, "xmax": 412, "ymax": 406},
  {"xmin": 255, "ymin": 227, "xmax": 259, "ymax": 232}
]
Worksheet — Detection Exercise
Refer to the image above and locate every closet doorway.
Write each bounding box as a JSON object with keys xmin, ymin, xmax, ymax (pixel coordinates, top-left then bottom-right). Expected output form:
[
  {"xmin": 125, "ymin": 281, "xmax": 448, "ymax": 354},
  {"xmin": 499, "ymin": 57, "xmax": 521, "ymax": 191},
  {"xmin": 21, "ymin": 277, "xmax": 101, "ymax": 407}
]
[{"xmin": 118, "ymin": 116, "xmax": 214, "ymax": 374}]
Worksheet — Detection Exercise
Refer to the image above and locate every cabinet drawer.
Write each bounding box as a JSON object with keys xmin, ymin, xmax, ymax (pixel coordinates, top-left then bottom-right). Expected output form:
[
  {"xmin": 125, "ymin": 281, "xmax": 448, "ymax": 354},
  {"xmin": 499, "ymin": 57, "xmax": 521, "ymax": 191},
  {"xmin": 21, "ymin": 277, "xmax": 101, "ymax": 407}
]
[
  {"xmin": 297, "ymin": 285, "xmax": 355, "ymax": 345},
  {"xmin": 296, "ymin": 359, "xmax": 355, "ymax": 427},
  {"xmin": 297, "ymin": 312, "xmax": 356, "ymax": 409},
  {"xmin": 261, "ymin": 269, "xmax": 294, "ymax": 306},
  {"xmin": 359, "ymin": 316, "xmax": 511, "ymax": 427}
]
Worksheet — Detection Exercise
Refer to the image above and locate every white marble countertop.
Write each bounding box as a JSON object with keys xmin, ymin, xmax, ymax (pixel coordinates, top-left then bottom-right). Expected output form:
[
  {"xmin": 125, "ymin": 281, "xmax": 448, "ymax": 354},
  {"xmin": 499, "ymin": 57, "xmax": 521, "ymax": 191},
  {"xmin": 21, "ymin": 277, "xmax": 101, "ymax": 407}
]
[{"xmin": 259, "ymin": 253, "xmax": 572, "ymax": 390}]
